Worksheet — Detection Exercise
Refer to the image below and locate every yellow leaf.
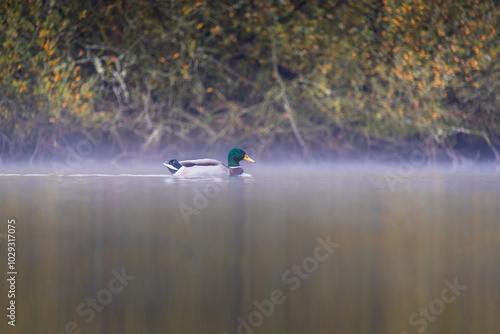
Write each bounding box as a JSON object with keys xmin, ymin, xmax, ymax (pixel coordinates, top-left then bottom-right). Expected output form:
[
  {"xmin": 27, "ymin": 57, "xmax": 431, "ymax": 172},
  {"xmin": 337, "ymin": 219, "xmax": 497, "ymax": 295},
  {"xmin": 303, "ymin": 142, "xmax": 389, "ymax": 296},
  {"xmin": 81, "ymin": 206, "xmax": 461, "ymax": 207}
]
[
  {"xmin": 196, "ymin": 23, "xmax": 204, "ymax": 29},
  {"xmin": 206, "ymin": 87, "xmax": 213, "ymax": 93}
]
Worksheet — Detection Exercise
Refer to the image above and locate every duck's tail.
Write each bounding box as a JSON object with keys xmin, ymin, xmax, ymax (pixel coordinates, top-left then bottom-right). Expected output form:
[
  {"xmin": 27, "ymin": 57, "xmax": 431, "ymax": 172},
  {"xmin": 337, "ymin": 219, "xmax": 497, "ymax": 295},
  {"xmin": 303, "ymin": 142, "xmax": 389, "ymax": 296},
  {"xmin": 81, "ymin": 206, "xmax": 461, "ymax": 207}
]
[{"xmin": 163, "ymin": 159, "xmax": 182, "ymax": 174}]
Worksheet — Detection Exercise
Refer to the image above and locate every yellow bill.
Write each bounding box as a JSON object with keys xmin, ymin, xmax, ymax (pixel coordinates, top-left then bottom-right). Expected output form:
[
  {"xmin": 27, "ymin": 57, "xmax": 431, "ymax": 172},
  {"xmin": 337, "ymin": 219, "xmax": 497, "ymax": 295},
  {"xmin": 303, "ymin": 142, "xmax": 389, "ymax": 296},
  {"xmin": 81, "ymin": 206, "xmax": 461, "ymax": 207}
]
[{"xmin": 243, "ymin": 154, "xmax": 255, "ymax": 163}]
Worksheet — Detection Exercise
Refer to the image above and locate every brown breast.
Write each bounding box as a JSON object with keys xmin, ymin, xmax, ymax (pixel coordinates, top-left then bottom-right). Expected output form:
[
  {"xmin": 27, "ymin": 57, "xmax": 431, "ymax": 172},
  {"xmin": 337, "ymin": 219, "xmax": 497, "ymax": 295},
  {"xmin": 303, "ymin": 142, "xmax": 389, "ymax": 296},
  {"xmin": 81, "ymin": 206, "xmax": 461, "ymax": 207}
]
[{"xmin": 229, "ymin": 167, "xmax": 243, "ymax": 176}]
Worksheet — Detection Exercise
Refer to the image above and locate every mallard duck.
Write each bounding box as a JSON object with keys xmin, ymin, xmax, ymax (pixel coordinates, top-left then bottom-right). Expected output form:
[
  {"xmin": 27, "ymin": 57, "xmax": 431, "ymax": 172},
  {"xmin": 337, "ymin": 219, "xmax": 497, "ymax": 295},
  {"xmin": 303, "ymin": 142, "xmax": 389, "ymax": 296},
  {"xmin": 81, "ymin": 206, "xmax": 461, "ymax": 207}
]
[{"xmin": 164, "ymin": 148, "xmax": 255, "ymax": 177}]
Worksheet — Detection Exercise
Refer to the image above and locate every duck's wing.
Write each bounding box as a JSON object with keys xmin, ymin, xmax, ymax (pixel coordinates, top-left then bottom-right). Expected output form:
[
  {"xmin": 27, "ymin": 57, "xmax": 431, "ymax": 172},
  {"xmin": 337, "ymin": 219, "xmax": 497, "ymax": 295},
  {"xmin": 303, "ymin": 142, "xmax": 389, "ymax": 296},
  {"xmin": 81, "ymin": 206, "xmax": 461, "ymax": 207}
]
[{"xmin": 178, "ymin": 158, "xmax": 224, "ymax": 167}]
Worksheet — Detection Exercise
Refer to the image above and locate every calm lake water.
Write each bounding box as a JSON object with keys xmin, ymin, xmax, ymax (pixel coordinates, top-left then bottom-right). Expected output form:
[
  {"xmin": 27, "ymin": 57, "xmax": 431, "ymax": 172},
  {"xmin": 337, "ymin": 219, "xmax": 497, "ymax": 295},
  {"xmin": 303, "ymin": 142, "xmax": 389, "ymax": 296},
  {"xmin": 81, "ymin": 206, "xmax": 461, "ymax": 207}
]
[{"xmin": 1, "ymin": 164, "xmax": 499, "ymax": 334}]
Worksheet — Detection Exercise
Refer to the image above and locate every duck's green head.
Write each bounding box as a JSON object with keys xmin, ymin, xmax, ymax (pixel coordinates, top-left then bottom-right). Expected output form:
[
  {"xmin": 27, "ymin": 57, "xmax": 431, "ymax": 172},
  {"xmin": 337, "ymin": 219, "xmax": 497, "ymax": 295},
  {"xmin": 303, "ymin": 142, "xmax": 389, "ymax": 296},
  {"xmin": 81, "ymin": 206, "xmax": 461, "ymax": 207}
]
[{"xmin": 228, "ymin": 148, "xmax": 255, "ymax": 167}]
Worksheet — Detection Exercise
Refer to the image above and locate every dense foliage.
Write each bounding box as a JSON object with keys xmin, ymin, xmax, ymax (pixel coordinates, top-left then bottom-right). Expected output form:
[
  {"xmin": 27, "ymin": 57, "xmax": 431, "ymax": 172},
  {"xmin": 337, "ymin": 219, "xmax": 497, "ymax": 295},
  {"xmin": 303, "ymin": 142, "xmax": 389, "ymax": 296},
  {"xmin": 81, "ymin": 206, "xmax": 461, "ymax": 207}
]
[{"xmin": 1, "ymin": 0, "xmax": 499, "ymax": 164}]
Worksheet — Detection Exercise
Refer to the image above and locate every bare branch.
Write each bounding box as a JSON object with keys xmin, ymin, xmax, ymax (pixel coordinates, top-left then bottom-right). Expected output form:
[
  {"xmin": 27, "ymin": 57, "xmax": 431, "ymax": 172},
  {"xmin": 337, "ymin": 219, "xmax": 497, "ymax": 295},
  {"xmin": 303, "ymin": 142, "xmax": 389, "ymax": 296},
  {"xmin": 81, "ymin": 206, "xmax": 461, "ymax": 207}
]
[{"xmin": 271, "ymin": 38, "xmax": 308, "ymax": 156}]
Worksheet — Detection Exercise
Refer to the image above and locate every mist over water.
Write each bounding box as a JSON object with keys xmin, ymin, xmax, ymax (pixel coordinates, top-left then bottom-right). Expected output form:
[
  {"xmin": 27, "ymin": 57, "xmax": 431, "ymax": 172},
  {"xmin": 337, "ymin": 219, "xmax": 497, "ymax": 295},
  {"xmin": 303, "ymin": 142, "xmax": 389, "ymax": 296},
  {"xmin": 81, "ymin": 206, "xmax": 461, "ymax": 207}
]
[
  {"xmin": 3, "ymin": 0, "xmax": 500, "ymax": 332},
  {"xmin": 0, "ymin": 163, "xmax": 499, "ymax": 334}
]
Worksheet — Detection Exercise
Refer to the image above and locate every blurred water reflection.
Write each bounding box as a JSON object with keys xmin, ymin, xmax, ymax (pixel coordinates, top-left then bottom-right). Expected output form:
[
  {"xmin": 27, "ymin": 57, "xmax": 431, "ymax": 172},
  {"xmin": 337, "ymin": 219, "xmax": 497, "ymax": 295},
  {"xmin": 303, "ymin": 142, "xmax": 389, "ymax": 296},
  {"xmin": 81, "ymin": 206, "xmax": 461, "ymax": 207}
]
[{"xmin": 0, "ymin": 166, "xmax": 499, "ymax": 334}]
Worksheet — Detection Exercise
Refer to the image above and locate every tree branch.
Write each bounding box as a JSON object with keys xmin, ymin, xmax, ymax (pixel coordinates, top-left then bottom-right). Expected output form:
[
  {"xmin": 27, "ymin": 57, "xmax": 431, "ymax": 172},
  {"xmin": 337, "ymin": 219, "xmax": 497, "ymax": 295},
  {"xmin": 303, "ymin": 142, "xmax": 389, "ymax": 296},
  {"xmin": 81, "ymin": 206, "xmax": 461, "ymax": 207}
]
[{"xmin": 271, "ymin": 38, "xmax": 308, "ymax": 156}]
